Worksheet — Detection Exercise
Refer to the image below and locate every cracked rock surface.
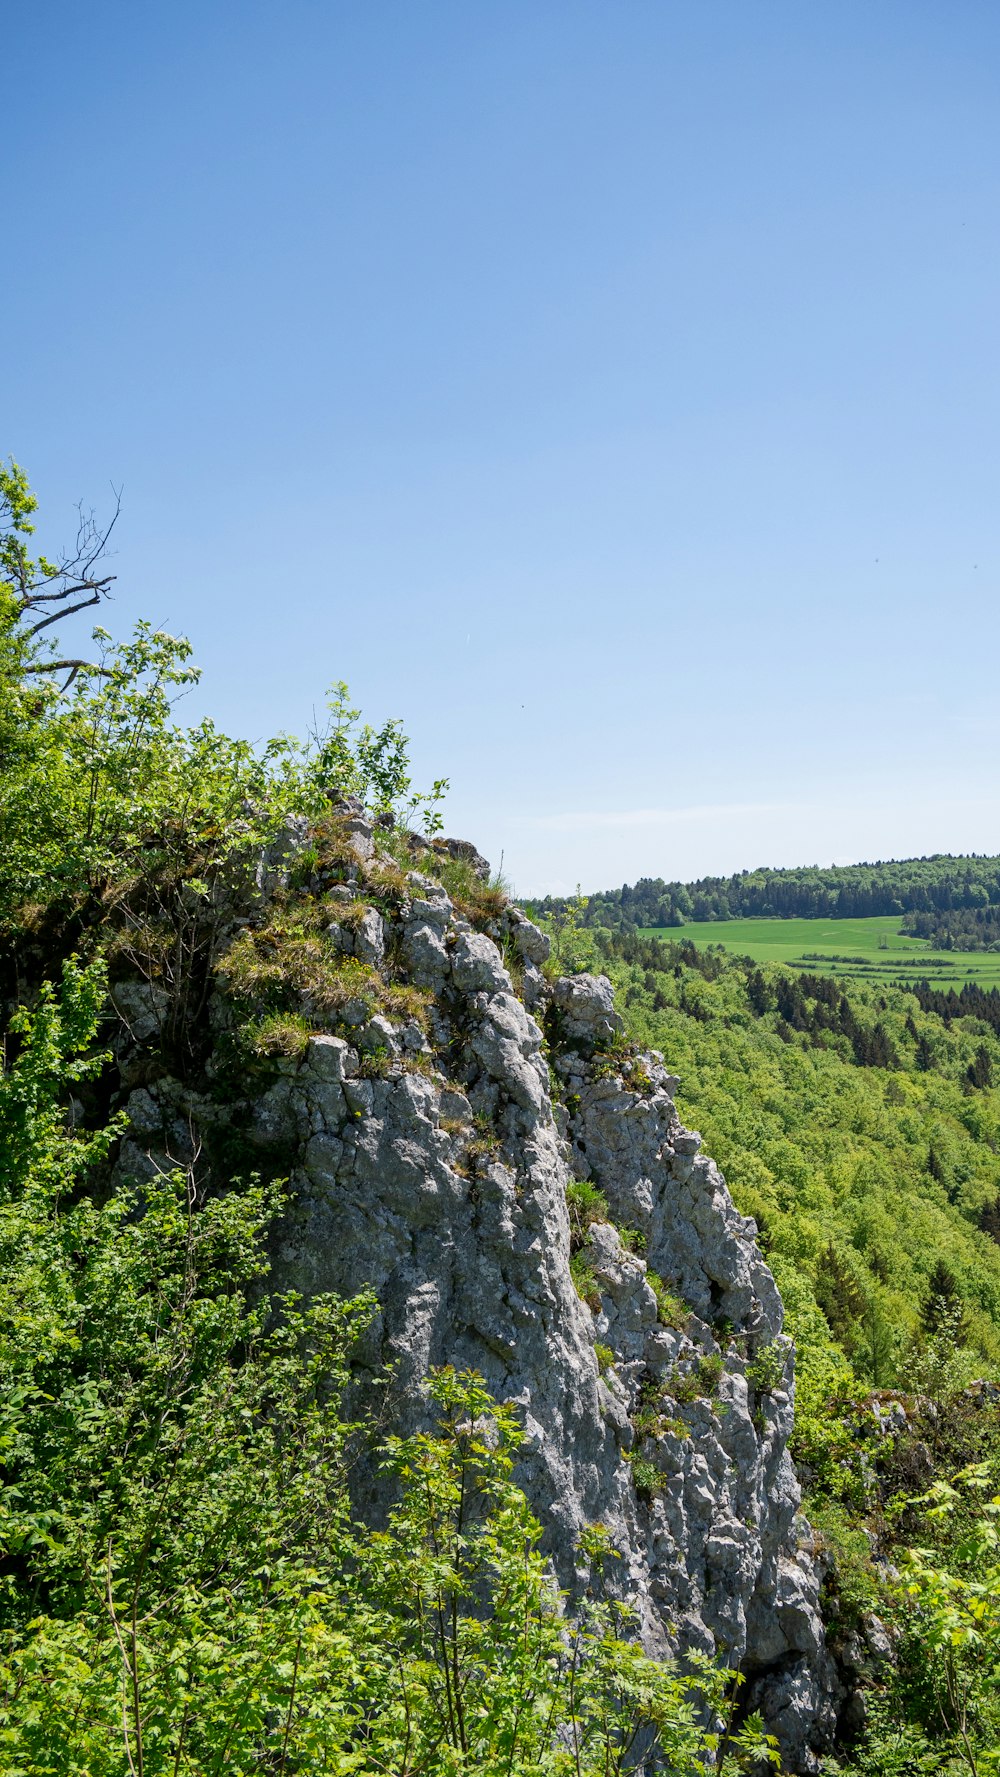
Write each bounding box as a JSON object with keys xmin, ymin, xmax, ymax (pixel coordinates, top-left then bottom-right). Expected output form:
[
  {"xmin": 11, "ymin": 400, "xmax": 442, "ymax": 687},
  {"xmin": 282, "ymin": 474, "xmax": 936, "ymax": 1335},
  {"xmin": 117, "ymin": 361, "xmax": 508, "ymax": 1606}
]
[{"xmin": 111, "ymin": 817, "xmax": 839, "ymax": 1770}]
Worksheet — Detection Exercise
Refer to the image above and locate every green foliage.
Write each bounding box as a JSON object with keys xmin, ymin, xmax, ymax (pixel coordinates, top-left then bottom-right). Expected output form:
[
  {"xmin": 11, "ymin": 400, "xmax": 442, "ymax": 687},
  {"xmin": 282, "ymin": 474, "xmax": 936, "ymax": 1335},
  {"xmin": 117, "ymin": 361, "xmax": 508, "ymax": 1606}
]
[
  {"xmin": 243, "ymin": 1009, "xmax": 315, "ymax": 1057},
  {"xmin": 571, "ymin": 1249, "xmax": 602, "ymax": 1311},
  {"xmin": 544, "ymin": 883, "xmax": 590, "ymax": 968},
  {"xmin": 0, "ymin": 469, "xmax": 451, "ymax": 945},
  {"xmin": 314, "ymin": 680, "xmax": 448, "ymax": 834},
  {"xmin": 629, "ymin": 1455, "xmax": 665, "ymax": 1500},
  {"xmin": 644, "ymin": 1270, "xmax": 691, "ymax": 1330},
  {"xmin": 1, "ymin": 619, "xmax": 309, "ymax": 929},
  {"xmin": 0, "ymin": 957, "xmax": 376, "ymax": 1772},
  {"xmin": 0, "ymin": 963, "xmax": 767, "ymax": 1775},
  {"xmin": 598, "ymin": 932, "xmax": 1000, "ymax": 1386},
  {"xmin": 897, "ymin": 1467, "xmax": 1000, "ymax": 1774},
  {"xmin": 566, "ymin": 1176, "xmax": 611, "ymax": 1248},
  {"xmin": 663, "ymin": 1354, "xmax": 724, "ymax": 1404},
  {"xmin": 746, "ymin": 1341, "xmax": 786, "ymax": 1393},
  {"xmin": 424, "ymin": 851, "xmax": 510, "ymax": 928},
  {"xmin": 633, "ymin": 1375, "xmax": 693, "ymax": 1443},
  {"xmin": 922, "ymin": 1261, "xmax": 972, "ymax": 1343}
]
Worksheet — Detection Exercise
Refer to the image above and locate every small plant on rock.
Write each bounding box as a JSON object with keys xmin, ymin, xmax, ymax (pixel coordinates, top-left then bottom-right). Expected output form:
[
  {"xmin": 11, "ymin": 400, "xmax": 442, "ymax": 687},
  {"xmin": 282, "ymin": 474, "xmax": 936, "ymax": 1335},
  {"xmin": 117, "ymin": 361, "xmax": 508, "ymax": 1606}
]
[
  {"xmin": 244, "ymin": 1011, "xmax": 314, "ymax": 1058},
  {"xmin": 646, "ymin": 1271, "xmax": 691, "ymax": 1330},
  {"xmin": 618, "ymin": 1224, "xmax": 648, "ymax": 1254},
  {"xmin": 465, "ymin": 1111, "xmax": 502, "ymax": 1167},
  {"xmin": 571, "ymin": 1250, "xmax": 602, "ymax": 1312},
  {"xmin": 630, "ymin": 1455, "xmax": 664, "ymax": 1500},
  {"xmin": 358, "ymin": 1043, "xmax": 393, "ymax": 1079},
  {"xmin": 747, "ymin": 1342, "xmax": 786, "ymax": 1394},
  {"xmin": 663, "ymin": 1354, "xmax": 725, "ymax": 1405},
  {"xmin": 566, "ymin": 1177, "xmax": 611, "ymax": 1250}
]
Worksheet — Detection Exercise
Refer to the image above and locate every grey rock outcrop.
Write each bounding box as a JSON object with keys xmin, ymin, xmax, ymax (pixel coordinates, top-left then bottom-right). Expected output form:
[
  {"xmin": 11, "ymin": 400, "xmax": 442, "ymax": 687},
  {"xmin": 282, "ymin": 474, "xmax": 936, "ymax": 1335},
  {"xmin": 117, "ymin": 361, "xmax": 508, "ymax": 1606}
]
[{"xmin": 111, "ymin": 820, "xmax": 838, "ymax": 1769}]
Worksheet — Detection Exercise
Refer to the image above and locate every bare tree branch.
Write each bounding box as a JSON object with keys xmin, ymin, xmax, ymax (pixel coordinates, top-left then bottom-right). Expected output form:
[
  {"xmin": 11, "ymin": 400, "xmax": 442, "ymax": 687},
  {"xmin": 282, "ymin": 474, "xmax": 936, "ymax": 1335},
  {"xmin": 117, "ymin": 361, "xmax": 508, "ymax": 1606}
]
[
  {"xmin": 27, "ymin": 588, "xmax": 110, "ymax": 636},
  {"xmin": 23, "ymin": 574, "xmax": 117, "ymax": 608},
  {"xmin": 15, "ymin": 486, "xmax": 122, "ymax": 628}
]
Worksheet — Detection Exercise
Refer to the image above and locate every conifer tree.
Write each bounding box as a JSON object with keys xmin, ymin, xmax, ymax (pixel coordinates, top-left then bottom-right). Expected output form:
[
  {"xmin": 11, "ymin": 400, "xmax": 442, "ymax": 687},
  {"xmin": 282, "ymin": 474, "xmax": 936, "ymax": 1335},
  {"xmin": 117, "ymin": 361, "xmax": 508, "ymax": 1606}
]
[
  {"xmin": 920, "ymin": 1260, "xmax": 969, "ymax": 1343},
  {"xmin": 978, "ymin": 1194, "xmax": 1000, "ymax": 1245},
  {"xmin": 814, "ymin": 1242, "xmax": 865, "ymax": 1351},
  {"xmin": 966, "ymin": 1043, "xmax": 993, "ymax": 1090},
  {"xmin": 746, "ymin": 968, "xmax": 771, "ymax": 1016}
]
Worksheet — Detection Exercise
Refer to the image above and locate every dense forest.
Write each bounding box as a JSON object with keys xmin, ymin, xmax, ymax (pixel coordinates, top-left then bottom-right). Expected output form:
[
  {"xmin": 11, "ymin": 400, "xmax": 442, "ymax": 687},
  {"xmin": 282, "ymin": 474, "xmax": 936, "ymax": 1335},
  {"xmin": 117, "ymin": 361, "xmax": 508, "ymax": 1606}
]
[
  {"xmin": 533, "ymin": 856, "xmax": 1000, "ymax": 929},
  {"xmin": 902, "ymin": 906, "xmax": 1000, "ymax": 951},
  {"xmin": 538, "ymin": 914, "xmax": 1000, "ymax": 1771}
]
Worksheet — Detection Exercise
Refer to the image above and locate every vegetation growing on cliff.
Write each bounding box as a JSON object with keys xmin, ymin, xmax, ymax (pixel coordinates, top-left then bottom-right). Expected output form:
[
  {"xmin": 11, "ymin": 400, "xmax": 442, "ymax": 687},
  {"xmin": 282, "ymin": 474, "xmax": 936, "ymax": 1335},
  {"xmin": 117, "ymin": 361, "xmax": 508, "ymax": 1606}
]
[
  {"xmin": 1, "ymin": 964, "xmax": 769, "ymax": 1773},
  {"xmin": 6, "ymin": 464, "xmax": 1000, "ymax": 1770},
  {"xmin": 554, "ymin": 921, "xmax": 1000, "ymax": 1772},
  {"xmin": 0, "ymin": 467, "xmax": 784, "ymax": 1774}
]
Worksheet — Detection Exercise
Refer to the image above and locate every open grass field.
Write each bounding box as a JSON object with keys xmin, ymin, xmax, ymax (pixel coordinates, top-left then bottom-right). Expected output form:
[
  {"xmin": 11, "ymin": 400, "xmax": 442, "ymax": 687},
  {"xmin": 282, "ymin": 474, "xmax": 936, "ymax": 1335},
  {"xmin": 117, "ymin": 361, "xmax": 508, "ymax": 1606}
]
[{"xmin": 637, "ymin": 914, "xmax": 1000, "ymax": 988}]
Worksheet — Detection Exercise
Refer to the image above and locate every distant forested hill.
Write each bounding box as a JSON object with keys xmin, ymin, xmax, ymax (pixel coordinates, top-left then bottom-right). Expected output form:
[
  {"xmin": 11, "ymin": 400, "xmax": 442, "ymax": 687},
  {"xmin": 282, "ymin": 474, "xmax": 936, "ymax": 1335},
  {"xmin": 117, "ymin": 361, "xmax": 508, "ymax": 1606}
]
[
  {"xmin": 901, "ymin": 905, "xmax": 1000, "ymax": 951},
  {"xmin": 531, "ymin": 854, "xmax": 1000, "ymax": 928},
  {"xmin": 547, "ymin": 923, "xmax": 1000, "ymax": 1373}
]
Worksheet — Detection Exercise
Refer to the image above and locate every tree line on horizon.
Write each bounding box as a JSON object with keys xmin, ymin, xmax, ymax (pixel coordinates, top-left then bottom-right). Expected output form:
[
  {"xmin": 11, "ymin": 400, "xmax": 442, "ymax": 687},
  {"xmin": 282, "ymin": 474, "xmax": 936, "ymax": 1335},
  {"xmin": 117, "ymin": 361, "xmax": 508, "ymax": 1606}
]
[{"xmin": 531, "ymin": 854, "xmax": 1000, "ymax": 930}]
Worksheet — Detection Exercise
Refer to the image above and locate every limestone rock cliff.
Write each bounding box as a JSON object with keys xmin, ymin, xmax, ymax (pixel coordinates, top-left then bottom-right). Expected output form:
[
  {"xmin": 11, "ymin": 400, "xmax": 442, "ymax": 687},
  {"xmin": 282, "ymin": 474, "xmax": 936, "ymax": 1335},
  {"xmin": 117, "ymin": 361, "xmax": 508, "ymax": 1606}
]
[{"xmin": 110, "ymin": 807, "xmax": 839, "ymax": 1769}]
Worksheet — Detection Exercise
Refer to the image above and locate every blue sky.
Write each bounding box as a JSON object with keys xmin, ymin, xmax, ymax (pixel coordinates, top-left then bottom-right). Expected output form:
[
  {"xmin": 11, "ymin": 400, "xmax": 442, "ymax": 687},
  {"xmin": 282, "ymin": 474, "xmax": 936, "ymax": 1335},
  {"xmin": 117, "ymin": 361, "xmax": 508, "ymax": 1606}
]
[{"xmin": 6, "ymin": 2, "xmax": 1000, "ymax": 894}]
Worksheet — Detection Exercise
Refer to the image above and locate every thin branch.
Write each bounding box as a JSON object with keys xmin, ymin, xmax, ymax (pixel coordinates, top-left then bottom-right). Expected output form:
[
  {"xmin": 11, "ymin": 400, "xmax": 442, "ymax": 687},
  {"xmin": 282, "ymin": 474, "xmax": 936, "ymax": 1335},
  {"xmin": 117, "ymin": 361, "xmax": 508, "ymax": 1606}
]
[
  {"xmin": 27, "ymin": 588, "xmax": 107, "ymax": 635},
  {"xmin": 19, "ymin": 572, "xmax": 116, "ymax": 608}
]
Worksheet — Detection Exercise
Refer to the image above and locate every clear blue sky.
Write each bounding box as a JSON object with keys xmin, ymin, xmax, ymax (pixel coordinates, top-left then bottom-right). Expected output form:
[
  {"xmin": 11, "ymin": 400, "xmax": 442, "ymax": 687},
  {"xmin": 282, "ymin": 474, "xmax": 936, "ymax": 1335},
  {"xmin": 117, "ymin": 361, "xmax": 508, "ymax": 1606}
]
[{"xmin": 7, "ymin": 2, "xmax": 1000, "ymax": 894}]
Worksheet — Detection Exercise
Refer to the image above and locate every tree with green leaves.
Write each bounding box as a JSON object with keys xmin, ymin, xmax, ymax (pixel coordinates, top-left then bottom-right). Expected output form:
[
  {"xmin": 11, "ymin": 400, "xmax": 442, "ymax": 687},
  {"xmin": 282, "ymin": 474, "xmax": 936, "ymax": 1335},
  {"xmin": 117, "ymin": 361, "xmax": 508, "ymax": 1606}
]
[
  {"xmin": 1, "ymin": 456, "xmax": 119, "ymax": 689},
  {"xmin": 899, "ymin": 1466, "xmax": 1000, "ymax": 1775},
  {"xmin": 814, "ymin": 1242, "xmax": 866, "ymax": 1353},
  {"xmin": 921, "ymin": 1261, "xmax": 970, "ymax": 1344},
  {"xmin": 0, "ymin": 957, "xmax": 768, "ymax": 1775}
]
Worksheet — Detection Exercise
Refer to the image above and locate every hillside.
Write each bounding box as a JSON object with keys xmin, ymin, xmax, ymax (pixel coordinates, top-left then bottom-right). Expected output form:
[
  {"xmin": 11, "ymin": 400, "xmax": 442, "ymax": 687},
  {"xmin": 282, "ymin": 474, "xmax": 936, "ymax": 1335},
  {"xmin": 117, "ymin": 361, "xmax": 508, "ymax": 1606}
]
[
  {"xmin": 533, "ymin": 855, "xmax": 1000, "ymax": 929},
  {"xmin": 4, "ymin": 464, "xmax": 1000, "ymax": 1773},
  {"xmin": 558, "ymin": 928, "xmax": 1000, "ymax": 1375},
  {"xmin": 538, "ymin": 921, "xmax": 1000, "ymax": 1766}
]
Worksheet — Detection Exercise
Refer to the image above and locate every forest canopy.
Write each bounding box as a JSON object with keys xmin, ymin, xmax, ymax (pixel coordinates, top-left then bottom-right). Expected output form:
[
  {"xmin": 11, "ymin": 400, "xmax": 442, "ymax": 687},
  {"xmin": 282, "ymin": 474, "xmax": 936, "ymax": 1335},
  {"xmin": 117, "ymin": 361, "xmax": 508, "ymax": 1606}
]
[{"xmin": 533, "ymin": 856, "xmax": 1000, "ymax": 930}]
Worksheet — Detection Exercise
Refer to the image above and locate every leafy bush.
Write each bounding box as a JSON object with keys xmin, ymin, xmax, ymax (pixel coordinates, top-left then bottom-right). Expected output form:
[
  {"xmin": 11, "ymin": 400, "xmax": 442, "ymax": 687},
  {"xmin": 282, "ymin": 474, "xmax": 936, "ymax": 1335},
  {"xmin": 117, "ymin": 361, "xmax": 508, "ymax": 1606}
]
[
  {"xmin": 747, "ymin": 1341, "xmax": 787, "ymax": 1393},
  {"xmin": 571, "ymin": 1250, "xmax": 602, "ymax": 1312},
  {"xmin": 663, "ymin": 1355, "xmax": 724, "ymax": 1405},
  {"xmin": 645, "ymin": 1270, "xmax": 691, "ymax": 1330},
  {"xmin": 0, "ymin": 959, "xmax": 778, "ymax": 1774},
  {"xmin": 630, "ymin": 1455, "xmax": 665, "ymax": 1499},
  {"xmin": 566, "ymin": 1176, "xmax": 611, "ymax": 1249}
]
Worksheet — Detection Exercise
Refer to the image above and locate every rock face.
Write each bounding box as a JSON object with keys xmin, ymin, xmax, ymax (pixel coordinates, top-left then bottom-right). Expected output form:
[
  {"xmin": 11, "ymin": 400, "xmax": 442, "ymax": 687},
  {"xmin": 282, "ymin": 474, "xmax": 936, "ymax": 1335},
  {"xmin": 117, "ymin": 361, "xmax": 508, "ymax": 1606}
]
[{"xmin": 110, "ymin": 814, "xmax": 839, "ymax": 1770}]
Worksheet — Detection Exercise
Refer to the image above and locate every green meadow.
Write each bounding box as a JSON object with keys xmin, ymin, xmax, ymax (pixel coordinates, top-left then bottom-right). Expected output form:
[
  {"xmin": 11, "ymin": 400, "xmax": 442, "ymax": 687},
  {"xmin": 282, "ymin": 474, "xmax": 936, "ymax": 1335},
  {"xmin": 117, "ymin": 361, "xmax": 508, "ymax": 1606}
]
[{"xmin": 638, "ymin": 914, "xmax": 1000, "ymax": 987}]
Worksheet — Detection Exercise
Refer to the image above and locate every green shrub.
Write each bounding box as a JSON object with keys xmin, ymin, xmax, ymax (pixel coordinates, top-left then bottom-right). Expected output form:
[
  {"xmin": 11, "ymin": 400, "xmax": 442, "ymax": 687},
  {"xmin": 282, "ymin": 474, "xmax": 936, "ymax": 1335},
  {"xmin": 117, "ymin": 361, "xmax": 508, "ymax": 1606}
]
[
  {"xmin": 747, "ymin": 1342, "xmax": 786, "ymax": 1393},
  {"xmin": 566, "ymin": 1177, "xmax": 611, "ymax": 1249},
  {"xmin": 571, "ymin": 1250, "xmax": 602, "ymax": 1312},
  {"xmin": 630, "ymin": 1455, "xmax": 665, "ymax": 1499},
  {"xmin": 645, "ymin": 1271, "xmax": 691, "ymax": 1330},
  {"xmin": 663, "ymin": 1355, "xmax": 724, "ymax": 1405}
]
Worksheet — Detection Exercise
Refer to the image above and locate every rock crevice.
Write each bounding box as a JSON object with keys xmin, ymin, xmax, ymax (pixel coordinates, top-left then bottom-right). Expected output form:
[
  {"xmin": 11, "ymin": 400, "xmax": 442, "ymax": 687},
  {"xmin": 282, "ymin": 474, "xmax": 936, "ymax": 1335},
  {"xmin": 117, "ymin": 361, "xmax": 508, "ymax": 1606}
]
[{"xmin": 111, "ymin": 817, "xmax": 838, "ymax": 1769}]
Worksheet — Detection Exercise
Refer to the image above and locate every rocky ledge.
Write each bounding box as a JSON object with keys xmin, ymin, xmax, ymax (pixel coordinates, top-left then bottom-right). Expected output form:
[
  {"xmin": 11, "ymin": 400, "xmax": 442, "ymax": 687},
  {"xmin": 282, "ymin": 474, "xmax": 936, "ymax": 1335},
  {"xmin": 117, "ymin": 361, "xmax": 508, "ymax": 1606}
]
[{"xmin": 109, "ymin": 808, "xmax": 840, "ymax": 1769}]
